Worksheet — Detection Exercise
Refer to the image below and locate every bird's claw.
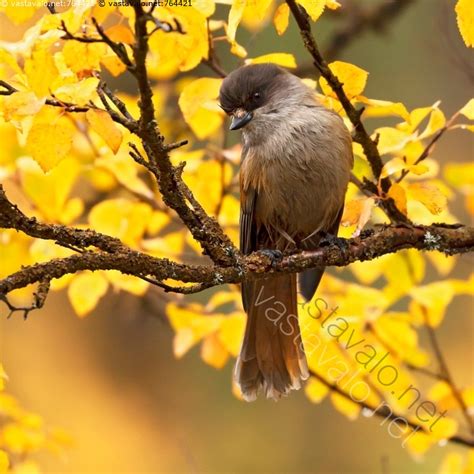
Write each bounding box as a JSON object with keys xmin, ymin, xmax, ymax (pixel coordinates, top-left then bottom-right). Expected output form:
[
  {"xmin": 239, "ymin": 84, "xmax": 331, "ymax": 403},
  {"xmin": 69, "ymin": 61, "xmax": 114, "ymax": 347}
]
[
  {"xmin": 319, "ymin": 233, "xmax": 349, "ymax": 251},
  {"xmin": 260, "ymin": 249, "xmax": 283, "ymax": 267}
]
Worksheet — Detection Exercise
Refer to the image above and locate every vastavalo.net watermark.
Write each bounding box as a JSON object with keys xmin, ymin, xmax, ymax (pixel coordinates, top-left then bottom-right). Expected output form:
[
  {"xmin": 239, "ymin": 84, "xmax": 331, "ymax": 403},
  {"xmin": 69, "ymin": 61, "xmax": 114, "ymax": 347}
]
[{"xmin": 253, "ymin": 283, "xmax": 448, "ymax": 446}]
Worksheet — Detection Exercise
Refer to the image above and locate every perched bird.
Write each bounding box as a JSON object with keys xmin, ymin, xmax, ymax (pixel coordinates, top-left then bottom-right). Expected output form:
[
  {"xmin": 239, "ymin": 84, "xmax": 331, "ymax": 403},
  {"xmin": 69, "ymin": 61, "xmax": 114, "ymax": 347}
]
[{"xmin": 219, "ymin": 63, "xmax": 353, "ymax": 401}]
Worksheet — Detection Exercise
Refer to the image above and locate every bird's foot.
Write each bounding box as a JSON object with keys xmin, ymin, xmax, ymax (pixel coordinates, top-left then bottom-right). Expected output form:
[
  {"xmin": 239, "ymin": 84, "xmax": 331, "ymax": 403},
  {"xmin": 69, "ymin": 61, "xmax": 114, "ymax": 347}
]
[
  {"xmin": 319, "ymin": 233, "xmax": 349, "ymax": 251},
  {"xmin": 260, "ymin": 249, "xmax": 283, "ymax": 267}
]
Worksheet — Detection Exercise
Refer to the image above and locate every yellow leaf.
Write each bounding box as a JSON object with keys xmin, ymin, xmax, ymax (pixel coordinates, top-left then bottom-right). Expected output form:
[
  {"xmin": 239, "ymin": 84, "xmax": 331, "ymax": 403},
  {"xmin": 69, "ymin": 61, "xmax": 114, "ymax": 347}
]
[
  {"xmin": 427, "ymin": 251, "xmax": 457, "ymax": 276},
  {"xmin": 147, "ymin": 211, "xmax": 170, "ymax": 235},
  {"xmin": 106, "ymin": 271, "xmax": 149, "ymax": 296},
  {"xmin": 178, "ymin": 77, "xmax": 224, "ymax": 139},
  {"xmin": 428, "ymin": 381, "xmax": 457, "ymax": 411},
  {"xmin": 229, "ymin": 40, "xmax": 248, "ymax": 58},
  {"xmin": 459, "ymin": 98, "xmax": 474, "ymax": 120},
  {"xmin": 349, "ymin": 254, "xmax": 391, "ymax": 285},
  {"xmin": 1, "ymin": 91, "xmax": 45, "ymax": 122},
  {"xmin": 444, "ymin": 162, "xmax": 474, "ymax": 186},
  {"xmin": 397, "ymin": 102, "xmax": 440, "ymax": 133},
  {"xmin": 325, "ymin": 0, "xmax": 341, "ymax": 9},
  {"xmin": 406, "ymin": 182, "xmax": 447, "ymax": 215},
  {"xmin": 465, "ymin": 193, "xmax": 474, "ymax": 215},
  {"xmin": 201, "ymin": 333, "xmax": 229, "ymax": 369},
  {"xmin": 357, "ymin": 96, "xmax": 410, "ymax": 121},
  {"xmin": 142, "ymin": 232, "xmax": 185, "ymax": 260},
  {"xmin": 341, "ymin": 197, "xmax": 375, "ymax": 235},
  {"xmin": 430, "ymin": 416, "xmax": 458, "ymax": 441},
  {"xmin": 273, "ymin": 3, "xmax": 290, "ymax": 35},
  {"xmin": 0, "ymin": 450, "xmax": 8, "ymax": 473},
  {"xmin": 206, "ymin": 290, "xmax": 241, "ymax": 312},
  {"xmin": 101, "ymin": 53, "xmax": 127, "ymax": 77},
  {"xmin": 455, "ymin": 0, "xmax": 474, "ymax": 47},
  {"xmin": 320, "ymin": 61, "xmax": 369, "ymax": 99},
  {"xmin": 241, "ymin": 0, "xmax": 273, "ymax": 30},
  {"xmin": 0, "ymin": 47, "xmax": 22, "ymax": 78},
  {"xmin": 409, "ymin": 281, "xmax": 455, "ymax": 327},
  {"xmin": 53, "ymin": 77, "xmax": 100, "ymax": 106},
  {"xmin": 0, "ymin": 365, "xmax": 7, "ymax": 392},
  {"xmin": 88, "ymin": 199, "xmax": 153, "ymax": 247},
  {"xmin": 95, "ymin": 153, "xmax": 153, "ymax": 199},
  {"xmin": 86, "ymin": 109, "xmax": 123, "ymax": 154},
  {"xmin": 105, "ymin": 24, "xmax": 135, "ymax": 44},
  {"xmin": 404, "ymin": 430, "xmax": 435, "ymax": 458},
  {"xmin": 149, "ymin": 8, "xmax": 209, "ymax": 73},
  {"xmin": 172, "ymin": 328, "xmax": 195, "ymax": 358},
  {"xmin": 381, "ymin": 157, "xmax": 428, "ymax": 179},
  {"xmin": 297, "ymin": 0, "xmax": 326, "ymax": 22},
  {"xmin": 24, "ymin": 47, "xmax": 59, "ymax": 98},
  {"xmin": 462, "ymin": 387, "xmax": 474, "ymax": 409},
  {"xmin": 91, "ymin": 2, "xmax": 116, "ymax": 23},
  {"xmin": 375, "ymin": 314, "xmax": 428, "ymax": 367},
  {"xmin": 217, "ymin": 313, "xmax": 245, "ymax": 356},
  {"xmin": 375, "ymin": 127, "xmax": 413, "ymax": 155},
  {"xmin": 439, "ymin": 452, "xmax": 464, "ymax": 474},
  {"xmin": 387, "ymin": 183, "xmax": 407, "ymax": 215},
  {"xmin": 68, "ymin": 272, "xmax": 109, "ymax": 317},
  {"xmin": 62, "ymin": 41, "xmax": 107, "ymax": 73},
  {"xmin": 25, "ymin": 107, "xmax": 75, "ymax": 172},
  {"xmin": 167, "ymin": 303, "xmax": 223, "ymax": 357},
  {"xmin": 246, "ymin": 53, "xmax": 297, "ymax": 68},
  {"xmin": 330, "ymin": 392, "xmax": 361, "ymax": 420},
  {"xmin": 193, "ymin": 0, "xmax": 216, "ymax": 17},
  {"xmin": 227, "ymin": 0, "xmax": 246, "ymax": 42},
  {"xmin": 305, "ymin": 377, "xmax": 329, "ymax": 403},
  {"xmin": 184, "ymin": 159, "xmax": 233, "ymax": 213},
  {"xmin": 418, "ymin": 108, "xmax": 446, "ymax": 140},
  {"xmin": 3, "ymin": 5, "xmax": 36, "ymax": 24}
]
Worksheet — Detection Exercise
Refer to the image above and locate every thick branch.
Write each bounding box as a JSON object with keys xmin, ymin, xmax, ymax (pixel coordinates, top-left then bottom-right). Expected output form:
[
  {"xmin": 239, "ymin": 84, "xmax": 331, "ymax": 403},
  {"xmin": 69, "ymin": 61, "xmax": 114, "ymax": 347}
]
[
  {"xmin": 1, "ymin": 192, "xmax": 472, "ymax": 296},
  {"xmin": 126, "ymin": 6, "xmax": 237, "ymax": 265},
  {"xmin": 0, "ymin": 186, "xmax": 123, "ymax": 253}
]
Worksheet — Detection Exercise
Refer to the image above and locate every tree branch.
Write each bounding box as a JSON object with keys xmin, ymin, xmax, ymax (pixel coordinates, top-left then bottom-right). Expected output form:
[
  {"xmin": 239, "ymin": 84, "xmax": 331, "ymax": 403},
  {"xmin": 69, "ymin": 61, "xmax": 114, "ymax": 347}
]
[
  {"xmin": 286, "ymin": 0, "xmax": 407, "ymax": 223},
  {"xmin": 325, "ymin": 0, "xmax": 415, "ymax": 61},
  {"xmin": 1, "ymin": 181, "xmax": 472, "ymax": 299},
  {"xmin": 424, "ymin": 318, "xmax": 474, "ymax": 435},
  {"xmin": 308, "ymin": 370, "xmax": 474, "ymax": 448},
  {"xmin": 397, "ymin": 110, "xmax": 461, "ymax": 183},
  {"xmin": 125, "ymin": 5, "xmax": 237, "ymax": 266}
]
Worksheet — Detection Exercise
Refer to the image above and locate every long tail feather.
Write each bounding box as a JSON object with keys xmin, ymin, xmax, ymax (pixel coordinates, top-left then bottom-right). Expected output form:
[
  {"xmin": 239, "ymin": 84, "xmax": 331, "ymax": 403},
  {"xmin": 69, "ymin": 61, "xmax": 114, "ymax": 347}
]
[{"xmin": 235, "ymin": 274, "xmax": 309, "ymax": 401}]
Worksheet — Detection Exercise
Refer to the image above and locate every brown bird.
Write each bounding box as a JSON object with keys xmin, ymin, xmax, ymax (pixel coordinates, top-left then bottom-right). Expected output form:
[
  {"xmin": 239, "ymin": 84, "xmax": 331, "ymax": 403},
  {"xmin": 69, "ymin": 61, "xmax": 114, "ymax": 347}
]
[{"xmin": 219, "ymin": 64, "xmax": 353, "ymax": 401}]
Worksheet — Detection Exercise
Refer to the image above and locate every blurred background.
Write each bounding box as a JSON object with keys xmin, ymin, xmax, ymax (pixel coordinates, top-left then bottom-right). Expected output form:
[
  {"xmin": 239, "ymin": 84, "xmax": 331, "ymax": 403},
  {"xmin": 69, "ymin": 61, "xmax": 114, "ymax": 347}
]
[{"xmin": 1, "ymin": 0, "xmax": 473, "ymax": 472}]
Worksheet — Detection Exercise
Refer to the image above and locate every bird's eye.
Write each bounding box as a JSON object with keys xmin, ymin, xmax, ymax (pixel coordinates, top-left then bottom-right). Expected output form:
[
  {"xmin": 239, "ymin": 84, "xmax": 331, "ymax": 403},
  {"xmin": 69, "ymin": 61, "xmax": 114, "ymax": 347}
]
[{"xmin": 253, "ymin": 92, "xmax": 261, "ymax": 100}]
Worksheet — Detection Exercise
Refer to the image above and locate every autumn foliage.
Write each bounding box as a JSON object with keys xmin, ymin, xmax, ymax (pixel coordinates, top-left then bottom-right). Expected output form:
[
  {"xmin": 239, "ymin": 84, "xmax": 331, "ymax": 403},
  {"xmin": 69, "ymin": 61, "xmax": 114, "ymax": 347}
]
[{"xmin": 0, "ymin": 0, "xmax": 473, "ymax": 472}]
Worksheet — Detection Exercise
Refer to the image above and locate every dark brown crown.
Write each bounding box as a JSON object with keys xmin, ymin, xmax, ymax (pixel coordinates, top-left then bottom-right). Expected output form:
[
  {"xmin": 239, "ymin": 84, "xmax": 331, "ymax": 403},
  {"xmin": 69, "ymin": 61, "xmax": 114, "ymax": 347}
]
[{"xmin": 219, "ymin": 63, "xmax": 288, "ymax": 114}]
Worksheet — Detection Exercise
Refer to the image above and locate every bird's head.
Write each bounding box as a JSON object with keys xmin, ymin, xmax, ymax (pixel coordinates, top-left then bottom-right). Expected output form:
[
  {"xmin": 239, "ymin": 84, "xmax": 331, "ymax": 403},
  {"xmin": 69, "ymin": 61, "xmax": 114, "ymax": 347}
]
[{"xmin": 218, "ymin": 63, "xmax": 291, "ymax": 131}]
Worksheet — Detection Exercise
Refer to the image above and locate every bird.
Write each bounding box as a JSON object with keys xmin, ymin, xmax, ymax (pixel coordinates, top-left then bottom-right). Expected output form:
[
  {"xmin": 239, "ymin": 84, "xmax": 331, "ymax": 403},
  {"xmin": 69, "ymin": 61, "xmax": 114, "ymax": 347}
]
[{"xmin": 218, "ymin": 63, "xmax": 353, "ymax": 401}]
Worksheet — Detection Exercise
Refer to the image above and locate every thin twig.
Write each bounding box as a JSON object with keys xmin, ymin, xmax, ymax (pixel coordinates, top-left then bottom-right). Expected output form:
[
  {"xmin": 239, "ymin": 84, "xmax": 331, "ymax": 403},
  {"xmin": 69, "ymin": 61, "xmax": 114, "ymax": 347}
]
[
  {"xmin": 397, "ymin": 110, "xmax": 461, "ymax": 183},
  {"xmin": 424, "ymin": 313, "xmax": 474, "ymax": 435},
  {"xmin": 308, "ymin": 369, "xmax": 473, "ymax": 448},
  {"xmin": 285, "ymin": 0, "xmax": 408, "ymax": 224}
]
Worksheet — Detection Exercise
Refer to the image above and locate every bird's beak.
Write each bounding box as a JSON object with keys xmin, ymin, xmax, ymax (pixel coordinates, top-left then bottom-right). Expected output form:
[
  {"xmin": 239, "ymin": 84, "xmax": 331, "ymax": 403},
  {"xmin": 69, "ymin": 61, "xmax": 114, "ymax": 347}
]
[{"xmin": 230, "ymin": 109, "xmax": 253, "ymax": 130}]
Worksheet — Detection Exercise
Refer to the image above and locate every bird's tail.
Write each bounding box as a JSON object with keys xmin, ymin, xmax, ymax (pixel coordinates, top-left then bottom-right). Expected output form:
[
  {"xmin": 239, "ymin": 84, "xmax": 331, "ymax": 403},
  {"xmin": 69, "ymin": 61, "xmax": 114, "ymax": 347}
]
[{"xmin": 235, "ymin": 274, "xmax": 309, "ymax": 401}]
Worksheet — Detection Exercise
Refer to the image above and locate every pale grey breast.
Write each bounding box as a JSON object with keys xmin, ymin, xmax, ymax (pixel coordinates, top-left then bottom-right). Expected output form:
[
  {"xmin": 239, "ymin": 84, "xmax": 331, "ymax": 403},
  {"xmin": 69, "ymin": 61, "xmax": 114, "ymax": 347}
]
[{"xmin": 241, "ymin": 105, "xmax": 352, "ymax": 246}]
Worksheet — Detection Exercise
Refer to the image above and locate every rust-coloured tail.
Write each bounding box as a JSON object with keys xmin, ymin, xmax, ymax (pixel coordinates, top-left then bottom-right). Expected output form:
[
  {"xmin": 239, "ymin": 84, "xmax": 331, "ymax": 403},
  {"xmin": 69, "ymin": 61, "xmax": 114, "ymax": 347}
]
[{"xmin": 235, "ymin": 274, "xmax": 309, "ymax": 401}]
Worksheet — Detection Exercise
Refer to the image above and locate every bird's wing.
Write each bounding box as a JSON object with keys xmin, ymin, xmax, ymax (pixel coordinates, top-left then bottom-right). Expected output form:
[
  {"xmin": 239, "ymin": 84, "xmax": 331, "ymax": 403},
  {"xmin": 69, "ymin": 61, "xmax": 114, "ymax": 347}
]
[
  {"xmin": 239, "ymin": 142, "xmax": 259, "ymax": 311},
  {"xmin": 240, "ymin": 184, "xmax": 257, "ymax": 257},
  {"xmin": 298, "ymin": 205, "xmax": 345, "ymax": 301},
  {"xmin": 240, "ymin": 181, "xmax": 258, "ymax": 312}
]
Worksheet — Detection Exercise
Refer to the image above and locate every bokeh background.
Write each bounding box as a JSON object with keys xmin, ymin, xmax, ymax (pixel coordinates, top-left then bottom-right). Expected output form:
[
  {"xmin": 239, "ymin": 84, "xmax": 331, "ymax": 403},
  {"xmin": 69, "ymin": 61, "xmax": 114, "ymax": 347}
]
[{"xmin": 1, "ymin": 0, "xmax": 473, "ymax": 472}]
